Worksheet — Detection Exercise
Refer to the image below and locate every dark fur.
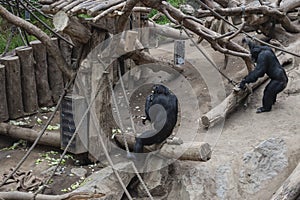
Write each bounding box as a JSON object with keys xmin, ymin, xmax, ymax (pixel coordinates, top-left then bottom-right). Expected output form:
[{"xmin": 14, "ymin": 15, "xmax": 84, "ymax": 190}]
[
  {"xmin": 134, "ymin": 84, "xmax": 178, "ymax": 153},
  {"xmin": 240, "ymin": 39, "xmax": 288, "ymax": 112}
]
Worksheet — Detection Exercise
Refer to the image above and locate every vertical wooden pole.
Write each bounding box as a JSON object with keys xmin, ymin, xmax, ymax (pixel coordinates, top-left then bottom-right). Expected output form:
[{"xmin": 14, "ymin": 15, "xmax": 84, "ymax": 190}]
[
  {"xmin": 30, "ymin": 40, "xmax": 53, "ymax": 107},
  {"xmin": 58, "ymin": 34, "xmax": 73, "ymax": 85},
  {"xmin": 0, "ymin": 56, "xmax": 24, "ymax": 119},
  {"xmin": 15, "ymin": 46, "xmax": 39, "ymax": 113},
  {"xmin": 48, "ymin": 38, "xmax": 64, "ymax": 103},
  {"xmin": 0, "ymin": 64, "xmax": 9, "ymax": 121}
]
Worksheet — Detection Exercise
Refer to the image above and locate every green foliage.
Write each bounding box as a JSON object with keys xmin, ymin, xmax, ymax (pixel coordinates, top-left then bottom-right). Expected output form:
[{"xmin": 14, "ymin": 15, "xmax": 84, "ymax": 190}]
[
  {"xmin": 148, "ymin": 0, "xmax": 186, "ymax": 25},
  {"xmin": 0, "ymin": 7, "xmax": 53, "ymax": 54}
]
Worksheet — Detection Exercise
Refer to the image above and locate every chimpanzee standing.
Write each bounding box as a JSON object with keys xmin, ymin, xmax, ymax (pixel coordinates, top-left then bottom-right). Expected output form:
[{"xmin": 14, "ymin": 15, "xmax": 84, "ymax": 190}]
[
  {"xmin": 134, "ymin": 84, "xmax": 178, "ymax": 153},
  {"xmin": 239, "ymin": 38, "xmax": 288, "ymax": 113}
]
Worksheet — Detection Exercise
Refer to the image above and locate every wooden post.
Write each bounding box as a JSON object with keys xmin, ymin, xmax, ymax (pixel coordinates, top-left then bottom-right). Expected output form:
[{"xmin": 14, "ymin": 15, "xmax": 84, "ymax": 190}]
[
  {"xmin": 58, "ymin": 34, "xmax": 73, "ymax": 84},
  {"xmin": 0, "ymin": 65, "xmax": 9, "ymax": 122},
  {"xmin": 30, "ymin": 40, "xmax": 53, "ymax": 107},
  {"xmin": 15, "ymin": 46, "xmax": 38, "ymax": 114},
  {"xmin": 0, "ymin": 56, "xmax": 24, "ymax": 119},
  {"xmin": 48, "ymin": 38, "xmax": 64, "ymax": 103}
]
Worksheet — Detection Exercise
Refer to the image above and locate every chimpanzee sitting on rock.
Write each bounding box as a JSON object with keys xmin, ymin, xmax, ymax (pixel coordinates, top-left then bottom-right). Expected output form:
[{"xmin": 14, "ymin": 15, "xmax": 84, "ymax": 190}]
[{"xmin": 239, "ymin": 38, "xmax": 288, "ymax": 113}]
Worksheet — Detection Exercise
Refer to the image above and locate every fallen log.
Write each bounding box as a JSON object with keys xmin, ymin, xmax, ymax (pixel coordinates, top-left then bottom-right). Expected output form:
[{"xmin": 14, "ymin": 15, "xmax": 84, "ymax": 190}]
[
  {"xmin": 201, "ymin": 76, "xmax": 268, "ymax": 128},
  {"xmin": 0, "ymin": 123, "xmax": 60, "ymax": 147},
  {"xmin": 201, "ymin": 54, "xmax": 293, "ymax": 128},
  {"xmin": 271, "ymin": 161, "xmax": 300, "ymax": 200},
  {"xmin": 114, "ymin": 133, "xmax": 212, "ymax": 161},
  {"xmin": 0, "ymin": 191, "xmax": 104, "ymax": 200}
]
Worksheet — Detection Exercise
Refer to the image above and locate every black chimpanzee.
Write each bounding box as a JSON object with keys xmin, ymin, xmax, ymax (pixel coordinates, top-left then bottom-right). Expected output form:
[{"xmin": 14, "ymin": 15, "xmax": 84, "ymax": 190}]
[
  {"xmin": 134, "ymin": 84, "xmax": 178, "ymax": 153},
  {"xmin": 239, "ymin": 38, "xmax": 288, "ymax": 113}
]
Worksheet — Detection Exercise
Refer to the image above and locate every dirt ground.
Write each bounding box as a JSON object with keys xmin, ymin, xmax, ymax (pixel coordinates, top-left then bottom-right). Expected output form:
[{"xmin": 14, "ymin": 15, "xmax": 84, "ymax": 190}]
[{"xmin": 0, "ymin": 37, "xmax": 299, "ymax": 198}]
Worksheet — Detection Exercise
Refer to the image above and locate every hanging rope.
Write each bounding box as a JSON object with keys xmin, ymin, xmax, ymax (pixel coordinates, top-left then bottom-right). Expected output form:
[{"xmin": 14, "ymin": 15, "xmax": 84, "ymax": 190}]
[{"xmin": 18, "ymin": 0, "xmax": 74, "ymax": 47}]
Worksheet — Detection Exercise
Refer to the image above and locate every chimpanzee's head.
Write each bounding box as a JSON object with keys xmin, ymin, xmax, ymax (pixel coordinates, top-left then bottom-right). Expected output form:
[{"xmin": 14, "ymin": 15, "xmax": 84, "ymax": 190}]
[
  {"xmin": 152, "ymin": 84, "xmax": 170, "ymax": 95},
  {"xmin": 242, "ymin": 37, "xmax": 262, "ymax": 62}
]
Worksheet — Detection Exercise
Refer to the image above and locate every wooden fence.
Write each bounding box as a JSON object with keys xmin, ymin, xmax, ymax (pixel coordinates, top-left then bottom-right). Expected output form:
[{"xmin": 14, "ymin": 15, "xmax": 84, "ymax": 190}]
[{"xmin": 0, "ymin": 38, "xmax": 71, "ymax": 121}]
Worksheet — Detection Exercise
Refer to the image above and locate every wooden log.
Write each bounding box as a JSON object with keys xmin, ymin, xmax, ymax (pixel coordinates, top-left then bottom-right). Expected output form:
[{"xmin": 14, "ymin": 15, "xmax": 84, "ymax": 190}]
[
  {"xmin": 62, "ymin": 0, "xmax": 85, "ymax": 12},
  {"xmin": 0, "ymin": 122, "xmax": 60, "ymax": 147},
  {"xmin": 38, "ymin": 0, "xmax": 55, "ymax": 5},
  {"xmin": 47, "ymin": 38, "xmax": 64, "ymax": 103},
  {"xmin": 0, "ymin": 56, "xmax": 24, "ymax": 119},
  {"xmin": 201, "ymin": 76, "xmax": 268, "ymax": 128},
  {"xmin": 271, "ymin": 161, "xmax": 300, "ymax": 200},
  {"xmin": 148, "ymin": 20, "xmax": 190, "ymax": 40},
  {"xmin": 58, "ymin": 34, "xmax": 73, "ymax": 84},
  {"xmin": 87, "ymin": 0, "xmax": 125, "ymax": 16},
  {"xmin": 15, "ymin": 46, "xmax": 39, "ymax": 114},
  {"xmin": 53, "ymin": 11, "xmax": 91, "ymax": 45},
  {"xmin": 30, "ymin": 40, "xmax": 53, "ymax": 107},
  {"xmin": 114, "ymin": 133, "xmax": 212, "ymax": 161},
  {"xmin": 0, "ymin": 64, "xmax": 9, "ymax": 122},
  {"xmin": 0, "ymin": 191, "xmax": 104, "ymax": 200}
]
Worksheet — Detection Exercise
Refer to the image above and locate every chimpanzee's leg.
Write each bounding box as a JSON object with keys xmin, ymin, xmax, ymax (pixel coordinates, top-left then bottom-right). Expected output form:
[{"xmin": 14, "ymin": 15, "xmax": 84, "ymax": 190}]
[
  {"xmin": 258, "ymin": 80, "xmax": 285, "ymax": 113},
  {"xmin": 133, "ymin": 130, "xmax": 158, "ymax": 153}
]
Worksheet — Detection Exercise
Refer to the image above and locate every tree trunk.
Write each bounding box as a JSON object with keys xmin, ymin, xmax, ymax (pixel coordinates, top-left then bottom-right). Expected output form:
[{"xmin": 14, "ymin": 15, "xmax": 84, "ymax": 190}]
[
  {"xmin": 47, "ymin": 38, "xmax": 64, "ymax": 103},
  {"xmin": 271, "ymin": 161, "xmax": 300, "ymax": 200},
  {"xmin": 114, "ymin": 133, "xmax": 212, "ymax": 161},
  {"xmin": 30, "ymin": 40, "xmax": 53, "ymax": 107},
  {"xmin": 0, "ymin": 122, "xmax": 60, "ymax": 147},
  {"xmin": 0, "ymin": 64, "xmax": 9, "ymax": 122},
  {"xmin": 0, "ymin": 56, "xmax": 24, "ymax": 119},
  {"xmin": 15, "ymin": 46, "xmax": 39, "ymax": 114}
]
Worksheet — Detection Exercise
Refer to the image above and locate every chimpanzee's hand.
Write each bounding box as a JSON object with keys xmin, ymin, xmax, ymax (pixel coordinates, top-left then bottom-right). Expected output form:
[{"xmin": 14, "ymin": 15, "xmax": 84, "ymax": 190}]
[{"xmin": 239, "ymin": 79, "xmax": 246, "ymax": 90}]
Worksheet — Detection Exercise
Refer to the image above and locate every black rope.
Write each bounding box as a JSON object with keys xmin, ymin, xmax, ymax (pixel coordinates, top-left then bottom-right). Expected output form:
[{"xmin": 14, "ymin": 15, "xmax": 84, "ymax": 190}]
[
  {"xmin": 181, "ymin": 26, "xmax": 238, "ymax": 86},
  {"xmin": 18, "ymin": 0, "xmax": 75, "ymax": 47}
]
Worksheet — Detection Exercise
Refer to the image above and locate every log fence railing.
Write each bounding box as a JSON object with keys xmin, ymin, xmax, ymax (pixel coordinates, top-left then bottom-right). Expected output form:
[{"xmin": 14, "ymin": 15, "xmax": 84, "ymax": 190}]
[{"xmin": 0, "ymin": 38, "xmax": 71, "ymax": 121}]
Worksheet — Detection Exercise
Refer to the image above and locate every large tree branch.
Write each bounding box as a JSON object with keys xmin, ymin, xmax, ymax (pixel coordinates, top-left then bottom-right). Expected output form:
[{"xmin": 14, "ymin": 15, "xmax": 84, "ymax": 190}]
[
  {"xmin": 0, "ymin": 5, "xmax": 74, "ymax": 78},
  {"xmin": 116, "ymin": 0, "xmax": 140, "ymax": 33},
  {"xmin": 141, "ymin": 0, "xmax": 253, "ymax": 71},
  {"xmin": 195, "ymin": 5, "xmax": 300, "ymax": 33}
]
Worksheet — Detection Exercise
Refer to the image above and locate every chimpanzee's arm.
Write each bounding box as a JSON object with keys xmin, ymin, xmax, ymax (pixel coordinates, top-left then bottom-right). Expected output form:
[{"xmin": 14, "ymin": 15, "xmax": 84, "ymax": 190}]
[
  {"xmin": 142, "ymin": 94, "xmax": 152, "ymax": 124},
  {"xmin": 243, "ymin": 52, "xmax": 268, "ymax": 84}
]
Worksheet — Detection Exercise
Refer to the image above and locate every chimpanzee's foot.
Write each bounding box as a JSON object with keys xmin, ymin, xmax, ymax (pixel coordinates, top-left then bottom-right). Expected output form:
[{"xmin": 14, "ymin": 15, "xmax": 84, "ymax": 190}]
[{"xmin": 256, "ymin": 107, "xmax": 271, "ymax": 113}]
